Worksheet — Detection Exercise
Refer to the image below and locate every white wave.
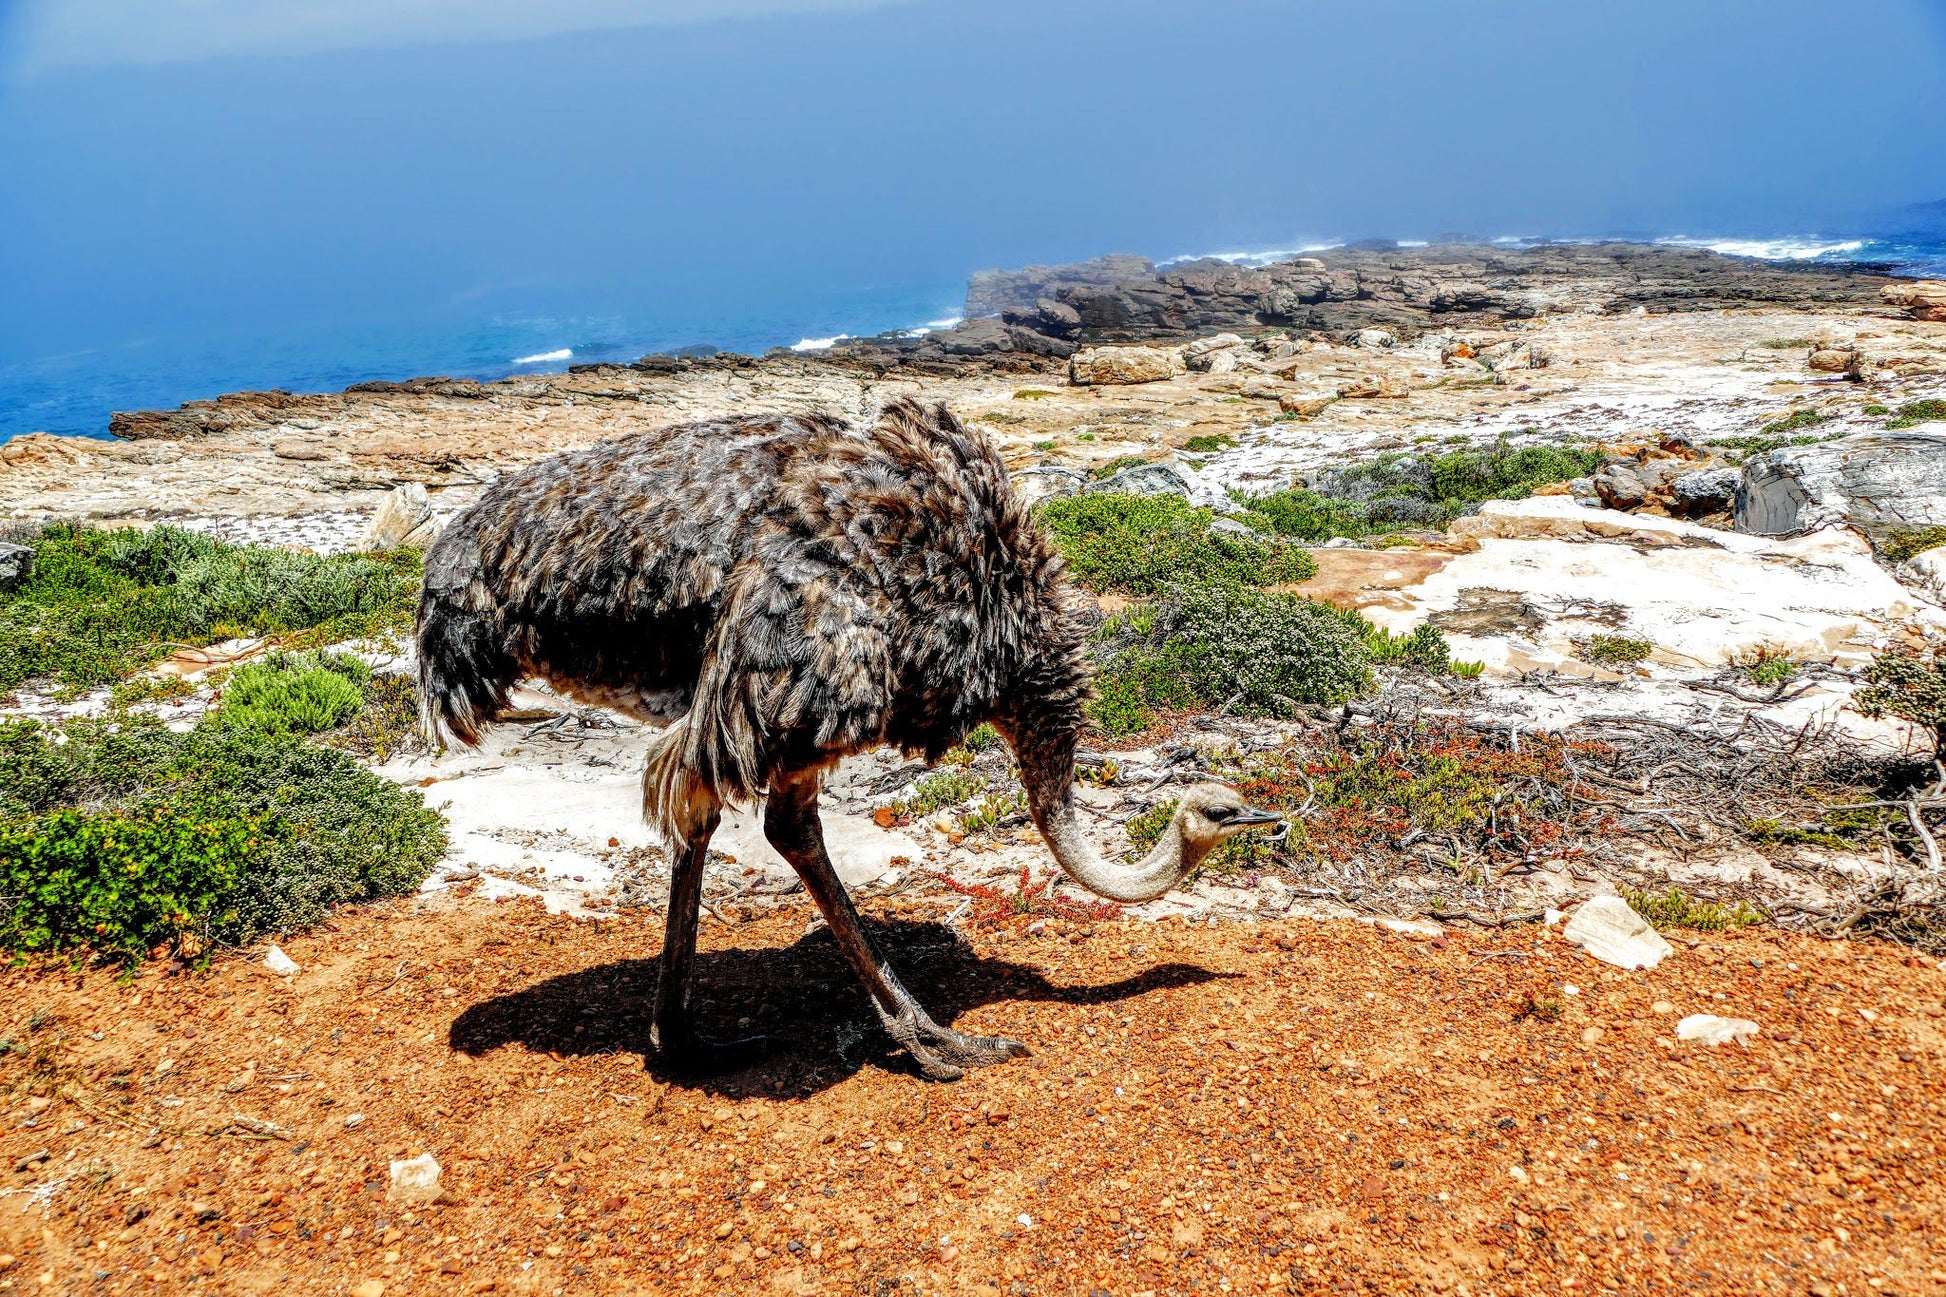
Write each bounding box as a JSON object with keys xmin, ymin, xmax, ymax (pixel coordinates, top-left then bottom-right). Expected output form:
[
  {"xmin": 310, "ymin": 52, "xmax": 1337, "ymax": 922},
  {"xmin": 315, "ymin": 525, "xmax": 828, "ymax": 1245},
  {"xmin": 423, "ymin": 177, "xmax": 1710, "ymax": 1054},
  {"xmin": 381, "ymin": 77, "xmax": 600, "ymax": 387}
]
[
  {"xmin": 790, "ymin": 334, "xmax": 847, "ymax": 352},
  {"xmin": 512, "ymin": 347, "xmax": 571, "ymax": 365},
  {"xmin": 895, "ymin": 315, "xmax": 963, "ymax": 339},
  {"xmin": 1397, "ymin": 240, "xmax": 1430, "ymax": 248},
  {"xmin": 1157, "ymin": 241, "xmax": 1342, "ymax": 269},
  {"xmin": 1656, "ymin": 235, "xmax": 1866, "ymax": 261}
]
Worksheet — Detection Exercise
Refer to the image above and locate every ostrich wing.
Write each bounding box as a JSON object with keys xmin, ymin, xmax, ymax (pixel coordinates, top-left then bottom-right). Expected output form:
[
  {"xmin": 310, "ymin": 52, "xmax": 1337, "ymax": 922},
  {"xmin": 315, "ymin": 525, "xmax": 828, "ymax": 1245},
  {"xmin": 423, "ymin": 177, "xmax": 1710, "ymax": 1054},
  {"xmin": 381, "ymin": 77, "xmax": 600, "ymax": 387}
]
[{"xmin": 680, "ymin": 535, "xmax": 896, "ymax": 804}]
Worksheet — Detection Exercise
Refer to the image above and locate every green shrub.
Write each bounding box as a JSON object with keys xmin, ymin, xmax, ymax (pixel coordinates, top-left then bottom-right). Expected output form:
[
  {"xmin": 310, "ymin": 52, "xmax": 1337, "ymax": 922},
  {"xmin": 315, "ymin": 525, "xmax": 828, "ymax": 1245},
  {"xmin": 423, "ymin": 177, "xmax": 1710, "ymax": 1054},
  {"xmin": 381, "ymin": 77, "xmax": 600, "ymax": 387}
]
[
  {"xmin": 1182, "ymin": 434, "xmax": 1237, "ymax": 453},
  {"xmin": 1582, "ymin": 634, "xmax": 1652, "ymax": 668},
  {"xmin": 1086, "ymin": 586, "xmax": 1375, "ymax": 736},
  {"xmin": 1856, "ymin": 648, "xmax": 1946, "ymax": 756},
  {"xmin": 0, "ymin": 525, "xmax": 422, "ymax": 694},
  {"xmin": 214, "ymin": 651, "xmax": 370, "ymax": 738},
  {"xmin": 0, "ymin": 716, "xmax": 446, "ymax": 963},
  {"xmin": 322, "ymin": 673, "xmax": 425, "ymax": 763},
  {"xmin": 1886, "ymin": 399, "xmax": 1946, "ymax": 431},
  {"xmin": 1884, "ymin": 527, "xmax": 1946, "ymax": 564},
  {"xmin": 893, "ymin": 769, "xmax": 986, "ymax": 818},
  {"xmin": 1035, "ymin": 493, "xmax": 1317, "ymax": 597},
  {"xmin": 1622, "ymin": 885, "xmax": 1763, "ymax": 932},
  {"xmin": 1743, "ymin": 652, "xmax": 1799, "ymax": 687},
  {"xmin": 1759, "ymin": 409, "xmax": 1825, "ymax": 437},
  {"xmin": 1759, "ymin": 337, "xmax": 1811, "ymax": 350},
  {"xmin": 1090, "ymin": 455, "xmax": 1154, "ymax": 481},
  {"xmin": 1233, "ymin": 438, "xmax": 1603, "ymax": 540}
]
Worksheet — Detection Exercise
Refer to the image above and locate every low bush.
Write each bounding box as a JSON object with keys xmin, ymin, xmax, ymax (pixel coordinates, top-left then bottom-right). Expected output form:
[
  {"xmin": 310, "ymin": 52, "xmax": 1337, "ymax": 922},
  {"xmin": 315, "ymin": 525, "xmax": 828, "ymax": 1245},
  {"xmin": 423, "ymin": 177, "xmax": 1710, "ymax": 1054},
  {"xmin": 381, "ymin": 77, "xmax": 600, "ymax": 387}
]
[
  {"xmin": 1855, "ymin": 647, "xmax": 1946, "ymax": 756},
  {"xmin": 1233, "ymin": 438, "xmax": 1603, "ymax": 540},
  {"xmin": 1759, "ymin": 409, "xmax": 1825, "ymax": 437},
  {"xmin": 1582, "ymin": 634, "xmax": 1653, "ymax": 668},
  {"xmin": 1182, "ymin": 434, "xmax": 1237, "ymax": 453},
  {"xmin": 0, "ymin": 525, "xmax": 421, "ymax": 694},
  {"xmin": 1884, "ymin": 527, "xmax": 1946, "ymax": 564},
  {"xmin": 1035, "ymin": 493, "xmax": 1316, "ymax": 597},
  {"xmin": 213, "ymin": 650, "xmax": 371, "ymax": 738},
  {"xmin": 1086, "ymin": 588, "xmax": 1370, "ymax": 736},
  {"xmin": 1622, "ymin": 885, "xmax": 1763, "ymax": 931},
  {"xmin": 891, "ymin": 769, "xmax": 986, "ymax": 818},
  {"xmin": 0, "ymin": 715, "xmax": 446, "ymax": 964},
  {"xmin": 1886, "ymin": 399, "xmax": 1946, "ymax": 431}
]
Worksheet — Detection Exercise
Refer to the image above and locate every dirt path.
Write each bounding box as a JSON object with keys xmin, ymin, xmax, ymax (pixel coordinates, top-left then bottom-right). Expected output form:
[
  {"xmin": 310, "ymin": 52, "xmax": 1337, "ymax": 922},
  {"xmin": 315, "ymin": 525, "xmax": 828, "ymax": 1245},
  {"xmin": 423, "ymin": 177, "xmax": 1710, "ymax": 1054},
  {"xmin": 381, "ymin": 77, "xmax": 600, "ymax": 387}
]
[{"xmin": 3, "ymin": 892, "xmax": 1944, "ymax": 1296}]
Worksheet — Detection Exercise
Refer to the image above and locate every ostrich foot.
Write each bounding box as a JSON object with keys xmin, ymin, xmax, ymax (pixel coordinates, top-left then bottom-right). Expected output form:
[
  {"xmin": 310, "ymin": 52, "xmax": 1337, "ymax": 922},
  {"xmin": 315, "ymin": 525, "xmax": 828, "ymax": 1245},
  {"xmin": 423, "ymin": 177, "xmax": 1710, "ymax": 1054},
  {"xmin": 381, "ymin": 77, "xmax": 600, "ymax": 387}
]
[{"xmin": 873, "ymin": 972, "xmax": 1027, "ymax": 1081}]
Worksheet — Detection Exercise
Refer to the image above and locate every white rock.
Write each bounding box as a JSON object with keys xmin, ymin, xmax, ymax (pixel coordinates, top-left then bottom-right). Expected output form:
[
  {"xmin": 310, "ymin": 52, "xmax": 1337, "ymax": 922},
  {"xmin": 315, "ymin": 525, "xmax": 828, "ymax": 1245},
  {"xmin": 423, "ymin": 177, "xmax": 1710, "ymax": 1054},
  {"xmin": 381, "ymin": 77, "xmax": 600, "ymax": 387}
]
[
  {"xmin": 1069, "ymin": 346, "xmax": 1186, "ymax": 385},
  {"xmin": 360, "ymin": 482, "xmax": 439, "ymax": 551},
  {"xmin": 1896, "ymin": 547, "xmax": 1946, "ymax": 601},
  {"xmin": 262, "ymin": 945, "xmax": 301, "ymax": 977},
  {"xmin": 387, "ymin": 1153, "xmax": 443, "ymax": 1205},
  {"xmin": 1736, "ymin": 432, "xmax": 1946, "ymax": 545},
  {"xmin": 1183, "ymin": 333, "xmax": 1245, "ymax": 359},
  {"xmin": 1008, "ymin": 465, "xmax": 1087, "ymax": 509},
  {"xmin": 344, "ymin": 1112, "xmax": 366, "ymax": 1129},
  {"xmin": 1675, "ymin": 1014, "xmax": 1760, "ymax": 1047},
  {"xmin": 1561, "ymin": 895, "xmax": 1674, "ymax": 971}
]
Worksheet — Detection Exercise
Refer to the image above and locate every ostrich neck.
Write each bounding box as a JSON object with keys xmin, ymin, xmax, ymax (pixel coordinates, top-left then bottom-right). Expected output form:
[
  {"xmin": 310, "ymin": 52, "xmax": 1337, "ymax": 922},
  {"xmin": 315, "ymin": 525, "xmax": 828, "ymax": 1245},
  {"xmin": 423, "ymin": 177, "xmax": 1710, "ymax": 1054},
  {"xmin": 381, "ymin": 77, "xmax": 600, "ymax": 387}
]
[{"xmin": 1034, "ymin": 792, "xmax": 1203, "ymax": 904}]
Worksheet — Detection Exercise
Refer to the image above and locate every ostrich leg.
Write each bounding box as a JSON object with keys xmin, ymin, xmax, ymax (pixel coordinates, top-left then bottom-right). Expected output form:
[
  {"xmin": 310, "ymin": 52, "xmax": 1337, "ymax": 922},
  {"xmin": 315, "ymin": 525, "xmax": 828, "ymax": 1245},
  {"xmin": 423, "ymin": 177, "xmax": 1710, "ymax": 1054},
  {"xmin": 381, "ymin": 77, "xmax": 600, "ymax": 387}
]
[
  {"xmin": 650, "ymin": 803, "xmax": 764, "ymax": 1070},
  {"xmin": 765, "ymin": 769, "xmax": 1028, "ymax": 1081}
]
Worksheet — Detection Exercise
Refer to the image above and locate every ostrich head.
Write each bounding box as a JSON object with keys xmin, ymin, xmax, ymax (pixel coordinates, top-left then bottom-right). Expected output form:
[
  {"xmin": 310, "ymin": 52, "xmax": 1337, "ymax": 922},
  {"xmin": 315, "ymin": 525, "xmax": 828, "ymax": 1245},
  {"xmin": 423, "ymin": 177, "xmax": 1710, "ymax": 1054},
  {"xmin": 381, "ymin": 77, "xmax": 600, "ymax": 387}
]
[
  {"xmin": 1000, "ymin": 704, "xmax": 1284, "ymax": 902},
  {"xmin": 1171, "ymin": 782, "xmax": 1286, "ymax": 858}
]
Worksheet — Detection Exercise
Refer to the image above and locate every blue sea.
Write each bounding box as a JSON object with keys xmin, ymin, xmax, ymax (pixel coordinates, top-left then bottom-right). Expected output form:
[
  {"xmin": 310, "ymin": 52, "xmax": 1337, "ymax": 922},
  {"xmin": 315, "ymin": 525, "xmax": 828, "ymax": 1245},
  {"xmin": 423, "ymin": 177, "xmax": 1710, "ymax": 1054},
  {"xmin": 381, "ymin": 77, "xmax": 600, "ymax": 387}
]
[{"xmin": 4, "ymin": 230, "xmax": 1944, "ymax": 447}]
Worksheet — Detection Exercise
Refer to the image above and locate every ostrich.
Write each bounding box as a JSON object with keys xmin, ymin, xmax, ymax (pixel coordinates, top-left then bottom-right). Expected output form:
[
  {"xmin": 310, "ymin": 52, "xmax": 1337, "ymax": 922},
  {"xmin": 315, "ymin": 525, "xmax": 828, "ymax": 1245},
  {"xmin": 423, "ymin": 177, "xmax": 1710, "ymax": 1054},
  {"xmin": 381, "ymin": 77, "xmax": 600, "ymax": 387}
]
[{"xmin": 416, "ymin": 399, "xmax": 1282, "ymax": 1080}]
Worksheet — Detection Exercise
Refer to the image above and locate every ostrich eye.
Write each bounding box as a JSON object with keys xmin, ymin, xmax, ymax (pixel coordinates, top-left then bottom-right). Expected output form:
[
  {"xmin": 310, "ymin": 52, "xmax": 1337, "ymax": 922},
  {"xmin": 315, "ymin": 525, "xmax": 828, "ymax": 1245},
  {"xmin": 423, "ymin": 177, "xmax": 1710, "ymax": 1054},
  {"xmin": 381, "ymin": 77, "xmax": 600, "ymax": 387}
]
[{"xmin": 1205, "ymin": 805, "xmax": 1236, "ymax": 823}]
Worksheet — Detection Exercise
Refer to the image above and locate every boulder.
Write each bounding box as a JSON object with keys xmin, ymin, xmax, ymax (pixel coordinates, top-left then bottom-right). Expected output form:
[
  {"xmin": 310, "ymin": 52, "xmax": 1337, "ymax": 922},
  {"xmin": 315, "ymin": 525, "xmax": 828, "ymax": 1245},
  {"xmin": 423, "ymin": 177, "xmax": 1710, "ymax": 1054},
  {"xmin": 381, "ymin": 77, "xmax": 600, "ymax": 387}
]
[
  {"xmin": 1183, "ymin": 333, "xmax": 1245, "ymax": 359},
  {"xmin": 1068, "ymin": 346, "xmax": 1185, "ymax": 386},
  {"xmin": 1735, "ymin": 432, "xmax": 1946, "ymax": 545},
  {"xmin": 1562, "ymin": 895, "xmax": 1674, "ymax": 971},
  {"xmin": 1009, "ymin": 465, "xmax": 1087, "ymax": 509},
  {"xmin": 1088, "ymin": 463, "xmax": 1192, "ymax": 499},
  {"xmin": 1806, "ymin": 347, "xmax": 1876, "ymax": 381},
  {"xmin": 360, "ymin": 482, "xmax": 438, "ymax": 550},
  {"xmin": 1278, "ymin": 392, "xmax": 1337, "ymax": 419},
  {"xmin": 1353, "ymin": 328, "xmax": 1396, "ymax": 349},
  {"xmin": 1592, "ymin": 463, "xmax": 1650, "ymax": 511},
  {"xmin": 1882, "ymin": 280, "xmax": 1946, "ymax": 322},
  {"xmin": 1201, "ymin": 350, "xmax": 1238, "ymax": 375},
  {"xmin": 1896, "ymin": 546, "xmax": 1946, "ymax": 601},
  {"xmin": 1668, "ymin": 466, "xmax": 1741, "ymax": 517},
  {"xmin": 0, "ymin": 542, "xmax": 33, "ymax": 593}
]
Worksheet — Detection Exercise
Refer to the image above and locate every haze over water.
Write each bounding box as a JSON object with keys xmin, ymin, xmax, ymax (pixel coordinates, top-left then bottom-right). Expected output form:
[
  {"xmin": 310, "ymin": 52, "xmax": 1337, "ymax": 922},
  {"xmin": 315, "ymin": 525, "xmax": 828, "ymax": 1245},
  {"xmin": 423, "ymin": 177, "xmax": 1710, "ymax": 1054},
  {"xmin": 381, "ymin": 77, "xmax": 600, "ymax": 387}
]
[{"xmin": 3, "ymin": 0, "xmax": 1944, "ymax": 442}]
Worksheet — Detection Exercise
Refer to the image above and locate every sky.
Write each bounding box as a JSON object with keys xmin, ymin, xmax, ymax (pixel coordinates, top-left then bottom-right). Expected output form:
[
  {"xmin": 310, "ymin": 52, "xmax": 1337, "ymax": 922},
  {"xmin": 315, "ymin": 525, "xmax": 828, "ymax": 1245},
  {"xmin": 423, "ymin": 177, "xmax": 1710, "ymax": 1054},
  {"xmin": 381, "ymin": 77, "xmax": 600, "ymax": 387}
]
[{"xmin": 2, "ymin": 0, "xmax": 1945, "ymax": 429}]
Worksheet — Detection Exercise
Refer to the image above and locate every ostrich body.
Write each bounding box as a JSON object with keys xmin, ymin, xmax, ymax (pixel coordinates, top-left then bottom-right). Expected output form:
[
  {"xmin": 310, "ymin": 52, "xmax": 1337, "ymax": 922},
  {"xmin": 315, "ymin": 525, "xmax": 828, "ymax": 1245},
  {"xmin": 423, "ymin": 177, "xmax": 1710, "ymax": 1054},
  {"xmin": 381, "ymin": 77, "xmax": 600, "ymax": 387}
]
[{"xmin": 416, "ymin": 400, "xmax": 1279, "ymax": 1079}]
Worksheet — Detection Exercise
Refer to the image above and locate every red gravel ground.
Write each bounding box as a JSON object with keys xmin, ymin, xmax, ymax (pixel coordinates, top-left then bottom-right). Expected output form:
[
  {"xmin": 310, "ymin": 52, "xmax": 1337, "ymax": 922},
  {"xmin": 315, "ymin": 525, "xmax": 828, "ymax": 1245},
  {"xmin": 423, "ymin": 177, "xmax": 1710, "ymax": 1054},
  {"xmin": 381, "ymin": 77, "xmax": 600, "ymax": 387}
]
[{"xmin": 3, "ymin": 886, "xmax": 1945, "ymax": 1296}]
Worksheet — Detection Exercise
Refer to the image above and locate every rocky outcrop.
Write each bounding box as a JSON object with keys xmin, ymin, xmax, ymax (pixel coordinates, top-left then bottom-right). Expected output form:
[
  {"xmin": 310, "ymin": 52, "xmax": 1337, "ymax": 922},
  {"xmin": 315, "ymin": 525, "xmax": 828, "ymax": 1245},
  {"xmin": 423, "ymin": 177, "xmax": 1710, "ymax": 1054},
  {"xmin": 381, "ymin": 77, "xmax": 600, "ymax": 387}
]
[
  {"xmin": 1008, "ymin": 465, "xmax": 1087, "ymax": 508},
  {"xmin": 964, "ymin": 254, "xmax": 1156, "ymax": 319},
  {"xmin": 1735, "ymin": 432, "xmax": 1946, "ymax": 545},
  {"xmin": 1883, "ymin": 280, "xmax": 1946, "ymax": 322},
  {"xmin": 1068, "ymin": 345, "xmax": 1185, "ymax": 385}
]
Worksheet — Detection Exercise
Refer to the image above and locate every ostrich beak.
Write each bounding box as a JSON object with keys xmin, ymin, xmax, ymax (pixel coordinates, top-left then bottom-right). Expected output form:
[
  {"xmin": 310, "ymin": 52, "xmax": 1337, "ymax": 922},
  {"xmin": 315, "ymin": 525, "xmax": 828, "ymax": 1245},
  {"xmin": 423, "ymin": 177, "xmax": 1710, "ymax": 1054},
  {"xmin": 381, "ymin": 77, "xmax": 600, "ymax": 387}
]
[{"xmin": 1231, "ymin": 805, "xmax": 1285, "ymax": 831}]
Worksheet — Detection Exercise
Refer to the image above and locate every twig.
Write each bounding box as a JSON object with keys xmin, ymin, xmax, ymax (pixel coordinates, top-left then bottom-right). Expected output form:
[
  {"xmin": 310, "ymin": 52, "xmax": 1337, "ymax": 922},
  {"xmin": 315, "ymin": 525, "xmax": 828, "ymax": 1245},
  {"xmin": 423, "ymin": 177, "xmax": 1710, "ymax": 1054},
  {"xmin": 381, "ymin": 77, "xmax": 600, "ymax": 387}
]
[
  {"xmin": 362, "ymin": 960, "xmax": 410, "ymax": 998},
  {"xmin": 1909, "ymin": 800, "xmax": 1943, "ymax": 873}
]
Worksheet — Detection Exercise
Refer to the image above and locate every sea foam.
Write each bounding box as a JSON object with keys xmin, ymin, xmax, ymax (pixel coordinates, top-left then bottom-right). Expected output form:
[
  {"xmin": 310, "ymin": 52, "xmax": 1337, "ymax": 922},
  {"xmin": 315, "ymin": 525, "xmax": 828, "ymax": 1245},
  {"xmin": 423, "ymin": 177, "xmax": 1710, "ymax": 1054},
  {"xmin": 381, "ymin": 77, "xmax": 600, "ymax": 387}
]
[
  {"xmin": 512, "ymin": 347, "xmax": 572, "ymax": 365},
  {"xmin": 1656, "ymin": 236, "xmax": 1866, "ymax": 261}
]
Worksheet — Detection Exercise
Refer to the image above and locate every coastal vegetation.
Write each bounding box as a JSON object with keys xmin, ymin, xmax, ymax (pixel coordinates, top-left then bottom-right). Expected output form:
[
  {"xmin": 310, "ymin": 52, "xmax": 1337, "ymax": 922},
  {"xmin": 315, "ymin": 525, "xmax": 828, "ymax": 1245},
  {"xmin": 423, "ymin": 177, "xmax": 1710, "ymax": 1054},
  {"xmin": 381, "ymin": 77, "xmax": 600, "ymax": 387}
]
[
  {"xmin": 0, "ymin": 524, "xmax": 421, "ymax": 695},
  {"xmin": 0, "ymin": 714, "xmax": 445, "ymax": 966},
  {"xmin": 1228, "ymin": 438, "xmax": 1605, "ymax": 541},
  {"xmin": 0, "ymin": 526, "xmax": 442, "ymax": 967}
]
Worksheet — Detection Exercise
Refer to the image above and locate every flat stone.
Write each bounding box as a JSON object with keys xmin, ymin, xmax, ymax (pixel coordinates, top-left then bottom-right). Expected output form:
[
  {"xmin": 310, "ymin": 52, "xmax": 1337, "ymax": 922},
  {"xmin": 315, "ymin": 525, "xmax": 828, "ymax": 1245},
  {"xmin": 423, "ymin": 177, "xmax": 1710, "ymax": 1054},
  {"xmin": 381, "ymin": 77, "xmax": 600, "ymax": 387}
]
[
  {"xmin": 1561, "ymin": 895, "xmax": 1674, "ymax": 971},
  {"xmin": 1675, "ymin": 1014, "xmax": 1760, "ymax": 1047}
]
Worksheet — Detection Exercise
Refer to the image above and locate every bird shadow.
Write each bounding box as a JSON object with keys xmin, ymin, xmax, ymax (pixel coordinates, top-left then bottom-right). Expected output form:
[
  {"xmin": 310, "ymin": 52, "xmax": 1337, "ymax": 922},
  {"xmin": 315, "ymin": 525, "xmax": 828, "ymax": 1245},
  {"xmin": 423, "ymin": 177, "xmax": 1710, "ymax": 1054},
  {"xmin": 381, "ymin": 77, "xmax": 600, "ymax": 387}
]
[{"xmin": 448, "ymin": 918, "xmax": 1227, "ymax": 1098}]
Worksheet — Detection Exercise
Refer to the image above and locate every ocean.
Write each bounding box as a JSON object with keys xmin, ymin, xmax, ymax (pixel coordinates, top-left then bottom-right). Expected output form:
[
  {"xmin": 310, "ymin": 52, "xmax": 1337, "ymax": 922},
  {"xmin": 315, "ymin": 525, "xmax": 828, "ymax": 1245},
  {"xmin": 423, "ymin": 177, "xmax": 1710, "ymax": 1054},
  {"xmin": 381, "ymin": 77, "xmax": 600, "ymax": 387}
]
[{"xmin": 4, "ymin": 230, "xmax": 1943, "ymax": 447}]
